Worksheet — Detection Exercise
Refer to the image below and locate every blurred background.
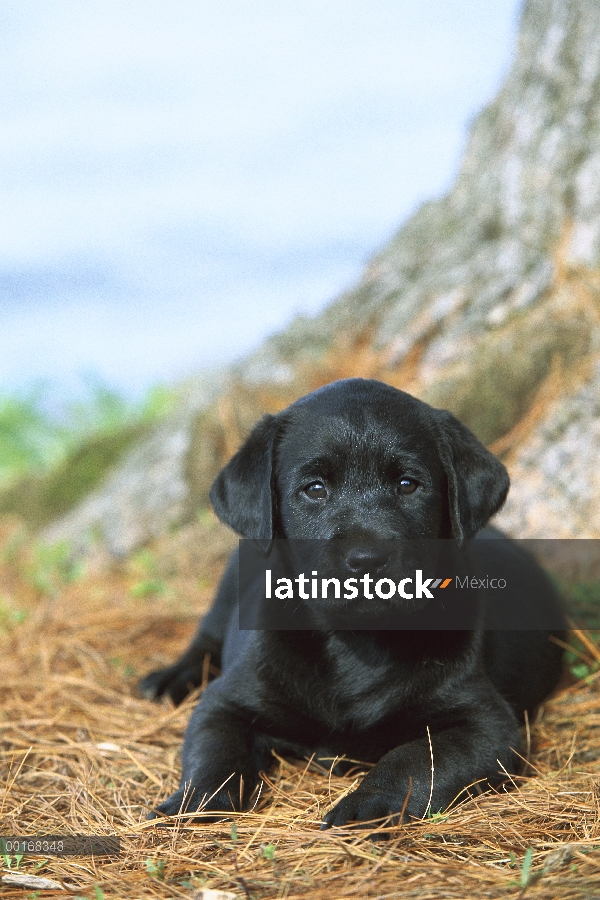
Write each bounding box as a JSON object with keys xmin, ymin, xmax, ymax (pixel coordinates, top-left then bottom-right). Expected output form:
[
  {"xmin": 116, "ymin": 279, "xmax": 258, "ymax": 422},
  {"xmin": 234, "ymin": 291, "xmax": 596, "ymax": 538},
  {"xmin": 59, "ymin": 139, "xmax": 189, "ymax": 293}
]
[{"xmin": 1, "ymin": 0, "xmax": 519, "ymax": 400}]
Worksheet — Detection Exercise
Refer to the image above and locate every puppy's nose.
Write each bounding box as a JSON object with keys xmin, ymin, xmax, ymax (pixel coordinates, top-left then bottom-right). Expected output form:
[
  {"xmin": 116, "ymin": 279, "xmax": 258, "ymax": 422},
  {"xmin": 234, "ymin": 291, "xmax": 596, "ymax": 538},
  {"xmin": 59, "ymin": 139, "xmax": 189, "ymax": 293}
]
[{"xmin": 345, "ymin": 547, "xmax": 389, "ymax": 574}]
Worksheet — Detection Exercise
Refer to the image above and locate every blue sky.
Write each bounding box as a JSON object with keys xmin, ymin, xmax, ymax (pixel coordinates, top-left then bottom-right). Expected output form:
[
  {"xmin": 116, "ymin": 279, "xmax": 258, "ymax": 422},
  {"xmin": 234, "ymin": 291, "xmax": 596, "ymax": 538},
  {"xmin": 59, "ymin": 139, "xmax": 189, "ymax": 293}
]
[{"xmin": 0, "ymin": 0, "xmax": 521, "ymax": 400}]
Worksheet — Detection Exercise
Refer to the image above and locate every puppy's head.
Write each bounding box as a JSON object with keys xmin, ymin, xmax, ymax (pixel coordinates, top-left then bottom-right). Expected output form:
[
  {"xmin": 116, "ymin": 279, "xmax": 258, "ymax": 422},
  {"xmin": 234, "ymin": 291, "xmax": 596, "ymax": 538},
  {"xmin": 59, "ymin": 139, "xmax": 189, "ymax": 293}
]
[{"xmin": 209, "ymin": 379, "xmax": 509, "ymax": 553}]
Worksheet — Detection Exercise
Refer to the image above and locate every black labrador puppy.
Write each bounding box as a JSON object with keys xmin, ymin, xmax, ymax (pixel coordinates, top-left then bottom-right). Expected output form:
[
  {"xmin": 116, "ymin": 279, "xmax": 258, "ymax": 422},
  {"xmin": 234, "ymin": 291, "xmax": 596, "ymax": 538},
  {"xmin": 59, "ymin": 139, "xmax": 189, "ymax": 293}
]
[{"xmin": 140, "ymin": 378, "xmax": 564, "ymax": 826}]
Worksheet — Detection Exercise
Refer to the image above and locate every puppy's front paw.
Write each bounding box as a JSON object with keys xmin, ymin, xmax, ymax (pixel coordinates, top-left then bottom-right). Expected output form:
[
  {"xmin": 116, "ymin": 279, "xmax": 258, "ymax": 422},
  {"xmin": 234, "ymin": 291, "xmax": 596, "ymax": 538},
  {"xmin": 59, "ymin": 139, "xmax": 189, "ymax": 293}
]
[
  {"xmin": 148, "ymin": 788, "xmax": 190, "ymax": 819},
  {"xmin": 321, "ymin": 787, "xmax": 410, "ymax": 829},
  {"xmin": 148, "ymin": 784, "xmax": 236, "ymax": 821}
]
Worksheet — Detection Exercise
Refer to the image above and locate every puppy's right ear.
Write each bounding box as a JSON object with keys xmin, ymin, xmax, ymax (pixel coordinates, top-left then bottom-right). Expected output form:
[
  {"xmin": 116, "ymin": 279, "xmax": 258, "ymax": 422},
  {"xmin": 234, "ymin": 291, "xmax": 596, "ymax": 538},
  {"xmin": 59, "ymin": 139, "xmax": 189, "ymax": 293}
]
[{"xmin": 209, "ymin": 414, "xmax": 280, "ymax": 553}]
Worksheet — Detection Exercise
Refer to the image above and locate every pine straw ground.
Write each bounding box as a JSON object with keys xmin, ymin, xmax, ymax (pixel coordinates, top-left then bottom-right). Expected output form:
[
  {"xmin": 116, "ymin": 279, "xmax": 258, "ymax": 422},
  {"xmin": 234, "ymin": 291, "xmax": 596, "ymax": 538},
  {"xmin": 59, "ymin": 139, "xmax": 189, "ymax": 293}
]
[{"xmin": 1, "ymin": 516, "xmax": 600, "ymax": 900}]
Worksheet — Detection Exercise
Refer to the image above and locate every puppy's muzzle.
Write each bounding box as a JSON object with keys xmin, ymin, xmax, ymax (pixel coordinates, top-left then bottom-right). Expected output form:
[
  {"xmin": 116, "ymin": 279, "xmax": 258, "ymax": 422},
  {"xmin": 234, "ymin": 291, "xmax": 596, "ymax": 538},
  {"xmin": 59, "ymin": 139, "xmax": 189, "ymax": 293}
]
[{"xmin": 344, "ymin": 546, "xmax": 390, "ymax": 575}]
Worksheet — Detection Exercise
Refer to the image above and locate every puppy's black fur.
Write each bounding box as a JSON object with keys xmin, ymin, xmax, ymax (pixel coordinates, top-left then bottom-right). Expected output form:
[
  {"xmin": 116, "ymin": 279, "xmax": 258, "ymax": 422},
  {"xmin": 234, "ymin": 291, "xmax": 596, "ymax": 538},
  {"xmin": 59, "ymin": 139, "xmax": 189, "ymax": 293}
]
[{"xmin": 140, "ymin": 379, "xmax": 564, "ymax": 826}]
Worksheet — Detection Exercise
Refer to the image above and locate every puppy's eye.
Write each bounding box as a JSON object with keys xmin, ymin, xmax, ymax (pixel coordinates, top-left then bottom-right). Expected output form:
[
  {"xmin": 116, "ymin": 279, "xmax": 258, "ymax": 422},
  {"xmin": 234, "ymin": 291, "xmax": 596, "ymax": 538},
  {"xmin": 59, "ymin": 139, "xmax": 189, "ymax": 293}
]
[
  {"xmin": 303, "ymin": 481, "xmax": 328, "ymax": 500},
  {"xmin": 398, "ymin": 477, "xmax": 419, "ymax": 495}
]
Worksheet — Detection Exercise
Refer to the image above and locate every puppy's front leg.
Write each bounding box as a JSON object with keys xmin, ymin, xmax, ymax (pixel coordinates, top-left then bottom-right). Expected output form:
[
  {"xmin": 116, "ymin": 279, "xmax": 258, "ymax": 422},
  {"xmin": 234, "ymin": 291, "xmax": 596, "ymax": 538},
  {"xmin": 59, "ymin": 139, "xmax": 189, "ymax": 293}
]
[
  {"xmin": 322, "ymin": 686, "xmax": 519, "ymax": 827},
  {"xmin": 151, "ymin": 678, "xmax": 267, "ymax": 819}
]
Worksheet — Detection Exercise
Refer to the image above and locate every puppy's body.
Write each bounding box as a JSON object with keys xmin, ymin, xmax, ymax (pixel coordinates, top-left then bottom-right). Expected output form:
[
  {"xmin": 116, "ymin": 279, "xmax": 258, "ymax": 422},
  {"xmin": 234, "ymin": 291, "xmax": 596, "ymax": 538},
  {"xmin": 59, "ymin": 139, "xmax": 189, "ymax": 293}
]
[{"xmin": 141, "ymin": 379, "xmax": 564, "ymax": 825}]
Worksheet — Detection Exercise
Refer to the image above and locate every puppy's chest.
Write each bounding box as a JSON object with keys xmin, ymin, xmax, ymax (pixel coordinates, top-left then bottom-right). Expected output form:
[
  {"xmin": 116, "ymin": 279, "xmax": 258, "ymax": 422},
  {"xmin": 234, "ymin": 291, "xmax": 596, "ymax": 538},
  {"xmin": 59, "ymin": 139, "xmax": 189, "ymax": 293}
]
[
  {"xmin": 262, "ymin": 639, "xmax": 425, "ymax": 733},
  {"xmin": 324, "ymin": 655, "xmax": 403, "ymax": 730}
]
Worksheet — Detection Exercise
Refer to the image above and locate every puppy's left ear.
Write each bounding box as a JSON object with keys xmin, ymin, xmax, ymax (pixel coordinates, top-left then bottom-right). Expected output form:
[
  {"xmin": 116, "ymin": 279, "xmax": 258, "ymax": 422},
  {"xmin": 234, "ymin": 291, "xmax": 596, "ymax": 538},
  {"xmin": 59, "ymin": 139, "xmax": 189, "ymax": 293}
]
[
  {"xmin": 434, "ymin": 410, "xmax": 509, "ymax": 543},
  {"xmin": 209, "ymin": 414, "xmax": 280, "ymax": 554}
]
